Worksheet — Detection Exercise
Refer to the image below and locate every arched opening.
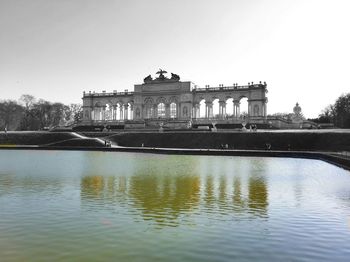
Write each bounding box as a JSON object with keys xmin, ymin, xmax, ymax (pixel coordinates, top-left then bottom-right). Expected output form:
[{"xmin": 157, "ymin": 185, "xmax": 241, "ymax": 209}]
[
  {"xmin": 145, "ymin": 104, "xmax": 153, "ymax": 119},
  {"xmin": 199, "ymin": 99, "xmax": 206, "ymax": 118},
  {"xmin": 157, "ymin": 103, "xmax": 166, "ymax": 118},
  {"xmin": 127, "ymin": 102, "xmax": 133, "ymax": 120},
  {"xmin": 105, "ymin": 104, "xmax": 113, "ymax": 121},
  {"xmin": 144, "ymin": 98, "xmax": 154, "ymax": 119},
  {"xmin": 239, "ymin": 97, "xmax": 248, "ymax": 118},
  {"xmin": 212, "ymin": 98, "xmax": 219, "ymax": 118},
  {"xmin": 116, "ymin": 103, "xmax": 122, "ymax": 120},
  {"xmin": 93, "ymin": 102, "xmax": 102, "ymax": 121},
  {"xmin": 170, "ymin": 102, "xmax": 177, "ymax": 118},
  {"xmin": 226, "ymin": 98, "xmax": 234, "ymax": 118}
]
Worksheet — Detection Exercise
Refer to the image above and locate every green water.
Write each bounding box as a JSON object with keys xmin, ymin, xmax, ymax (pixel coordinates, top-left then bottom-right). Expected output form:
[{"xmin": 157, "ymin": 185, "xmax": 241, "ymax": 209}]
[{"xmin": 1, "ymin": 150, "xmax": 350, "ymax": 261}]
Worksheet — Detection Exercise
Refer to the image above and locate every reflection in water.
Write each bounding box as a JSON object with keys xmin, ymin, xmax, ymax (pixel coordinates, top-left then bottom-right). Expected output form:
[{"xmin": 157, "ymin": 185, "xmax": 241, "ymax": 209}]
[
  {"xmin": 129, "ymin": 174, "xmax": 201, "ymax": 225},
  {"xmin": 80, "ymin": 156, "xmax": 269, "ymax": 226},
  {"xmin": 248, "ymin": 177, "xmax": 268, "ymax": 217},
  {"xmin": 233, "ymin": 177, "xmax": 244, "ymax": 212},
  {"xmin": 2, "ymin": 151, "xmax": 350, "ymax": 261},
  {"xmin": 204, "ymin": 175, "xmax": 215, "ymax": 208}
]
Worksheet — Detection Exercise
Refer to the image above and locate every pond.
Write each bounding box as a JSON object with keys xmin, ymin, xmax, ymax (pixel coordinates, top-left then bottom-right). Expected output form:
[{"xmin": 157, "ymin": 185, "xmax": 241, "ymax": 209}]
[{"xmin": 1, "ymin": 150, "xmax": 350, "ymax": 261}]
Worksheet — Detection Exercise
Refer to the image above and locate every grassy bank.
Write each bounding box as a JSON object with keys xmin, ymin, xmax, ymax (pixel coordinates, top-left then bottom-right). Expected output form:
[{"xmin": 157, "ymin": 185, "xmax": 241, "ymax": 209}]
[
  {"xmin": 99, "ymin": 131, "xmax": 350, "ymax": 151},
  {"xmin": 1, "ymin": 130, "xmax": 350, "ymax": 152},
  {"xmin": 0, "ymin": 131, "xmax": 105, "ymax": 147}
]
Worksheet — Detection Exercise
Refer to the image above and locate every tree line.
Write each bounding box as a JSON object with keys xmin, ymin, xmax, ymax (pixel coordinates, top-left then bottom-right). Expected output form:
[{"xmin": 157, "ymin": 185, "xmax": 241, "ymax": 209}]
[
  {"xmin": 309, "ymin": 93, "xmax": 350, "ymax": 128},
  {"xmin": 0, "ymin": 94, "xmax": 82, "ymax": 131}
]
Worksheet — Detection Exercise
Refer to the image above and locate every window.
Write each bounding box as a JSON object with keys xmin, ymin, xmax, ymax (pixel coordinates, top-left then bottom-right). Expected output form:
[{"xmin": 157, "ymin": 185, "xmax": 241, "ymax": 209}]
[
  {"xmin": 170, "ymin": 103, "xmax": 176, "ymax": 118},
  {"xmin": 157, "ymin": 103, "xmax": 166, "ymax": 118},
  {"xmin": 146, "ymin": 106, "xmax": 153, "ymax": 119}
]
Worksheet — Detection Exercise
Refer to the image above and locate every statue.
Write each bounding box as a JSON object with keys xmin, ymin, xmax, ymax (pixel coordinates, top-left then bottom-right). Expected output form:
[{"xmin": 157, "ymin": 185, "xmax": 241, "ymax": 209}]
[
  {"xmin": 144, "ymin": 75, "xmax": 153, "ymax": 83},
  {"xmin": 293, "ymin": 102, "xmax": 302, "ymax": 116},
  {"xmin": 171, "ymin": 73, "xmax": 180, "ymax": 81},
  {"xmin": 156, "ymin": 69, "xmax": 167, "ymax": 80}
]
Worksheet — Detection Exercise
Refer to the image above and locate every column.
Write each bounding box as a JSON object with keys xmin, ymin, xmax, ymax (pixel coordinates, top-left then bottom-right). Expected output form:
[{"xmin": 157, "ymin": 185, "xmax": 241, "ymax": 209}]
[
  {"xmin": 112, "ymin": 106, "xmax": 116, "ymax": 120},
  {"xmin": 119, "ymin": 105, "xmax": 123, "ymax": 120},
  {"xmin": 205, "ymin": 101, "xmax": 213, "ymax": 119},
  {"xmin": 124, "ymin": 104, "xmax": 129, "ymax": 120},
  {"xmin": 153, "ymin": 104, "xmax": 157, "ymax": 118},
  {"xmin": 219, "ymin": 100, "xmax": 226, "ymax": 119},
  {"xmin": 165, "ymin": 103, "xmax": 170, "ymax": 118},
  {"xmin": 129, "ymin": 104, "xmax": 134, "ymax": 120},
  {"xmin": 193, "ymin": 103, "xmax": 198, "ymax": 119},
  {"xmin": 233, "ymin": 101, "xmax": 240, "ymax": 118},
  {"xmin": 102, "ymin": 106, "xmax": 106, "ymax": 121}
]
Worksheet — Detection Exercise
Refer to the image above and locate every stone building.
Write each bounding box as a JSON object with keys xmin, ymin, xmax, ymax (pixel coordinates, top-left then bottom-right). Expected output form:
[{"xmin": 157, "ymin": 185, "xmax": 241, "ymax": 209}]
[{"xmin": 81, "ymin": 69, "xmax": 268, "ymax": 129}]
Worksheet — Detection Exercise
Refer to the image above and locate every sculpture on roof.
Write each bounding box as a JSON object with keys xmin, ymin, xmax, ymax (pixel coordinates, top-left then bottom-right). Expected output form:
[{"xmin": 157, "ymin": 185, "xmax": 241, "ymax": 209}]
[
  {"xmin": 156, "ymin": 69, "xmax": 167, "ymax": 80},
  {"xmin": 143, "ymin": 75, "xmax": 153, "ymax": 83},
  {"xmin": 171, "ymin": 73, "xmax": 180, "ymax": 81},
  {"xmin": 143, "ymin": 69, "xmax": 181, "ymax": 83}
]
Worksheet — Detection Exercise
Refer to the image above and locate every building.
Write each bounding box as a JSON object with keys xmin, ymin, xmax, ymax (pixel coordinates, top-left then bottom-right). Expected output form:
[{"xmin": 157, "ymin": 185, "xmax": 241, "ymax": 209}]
[{"xmin": 81, "ymin": 70, "xmax": 268, "ymax": 129}]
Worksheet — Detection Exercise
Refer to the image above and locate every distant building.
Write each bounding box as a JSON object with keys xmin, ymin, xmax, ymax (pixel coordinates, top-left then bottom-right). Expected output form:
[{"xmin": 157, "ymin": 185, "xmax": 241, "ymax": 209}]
[{"xmin": 81, "ymin": 70, "xmax": 268, "ymax": 129}]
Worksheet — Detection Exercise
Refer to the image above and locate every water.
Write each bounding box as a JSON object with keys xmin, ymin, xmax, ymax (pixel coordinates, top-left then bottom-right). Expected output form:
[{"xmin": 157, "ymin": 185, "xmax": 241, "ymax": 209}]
[{"xmin": 1, "ymin": 150, "xmax": 350, "ymax": 261}]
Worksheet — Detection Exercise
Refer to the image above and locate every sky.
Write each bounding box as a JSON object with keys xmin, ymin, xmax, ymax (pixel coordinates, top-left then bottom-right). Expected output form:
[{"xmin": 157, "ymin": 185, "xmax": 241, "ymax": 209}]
[{"xmin": 1, "ymin": 0, "xmax": 349, "ymax": 118}]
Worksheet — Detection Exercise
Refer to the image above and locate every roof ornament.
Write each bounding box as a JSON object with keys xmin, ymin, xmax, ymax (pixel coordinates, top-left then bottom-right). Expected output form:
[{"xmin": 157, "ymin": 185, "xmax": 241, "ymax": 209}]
[{"xmin": 156, "ymin": 69, "xmax": 167, "ymax": 80}]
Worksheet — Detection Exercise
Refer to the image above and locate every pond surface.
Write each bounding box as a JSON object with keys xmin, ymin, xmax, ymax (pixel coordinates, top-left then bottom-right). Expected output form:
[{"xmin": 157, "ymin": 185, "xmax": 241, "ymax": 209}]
[{"xmin": 1, "ymin": 150, "xmax": 350, "ymax": 261}]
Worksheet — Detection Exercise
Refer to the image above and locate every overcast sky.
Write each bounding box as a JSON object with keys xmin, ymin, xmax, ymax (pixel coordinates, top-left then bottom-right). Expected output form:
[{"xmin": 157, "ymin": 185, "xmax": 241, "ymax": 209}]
[{"xmin": 1, "ymin": 0, "xmax": 349, "ymax": 117}]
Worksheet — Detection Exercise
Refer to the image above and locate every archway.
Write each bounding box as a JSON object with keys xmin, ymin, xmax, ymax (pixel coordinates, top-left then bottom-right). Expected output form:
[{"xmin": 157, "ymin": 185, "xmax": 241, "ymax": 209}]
[
  {"xmin": 212, "ymin": 98, "xmax": 219, "ymax": 118},
  {"xmin": 105, "ymin": 103, "xmax": 113, "ymax": 121},
  {"xmin": 199, "ymin": 99, "xmax": 206, "ymax": 118},
  {"xmin": 239, "ymin": 97, "xmax": 248, "ymax": 118},
  {"xmin": 116, "ymin": 103, "xmax": 122, "ymax": 120},
  {"xmin": 127, "ymin": 102, "xmax": 133, "ymax": 120},
  {"xmin": 225, "ymin": 98, "xmax": 234, "ymax": 118},
  {"xmin": 93, "ymin": 102, "xmax": 102, "ymax": 121}
]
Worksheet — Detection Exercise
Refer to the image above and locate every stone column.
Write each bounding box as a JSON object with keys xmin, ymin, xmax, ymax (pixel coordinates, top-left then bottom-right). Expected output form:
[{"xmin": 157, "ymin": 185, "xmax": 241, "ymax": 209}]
[
  {"xmin": 112, "ymin": 106, "xmax": 116, "ymax": 120},
  {"xmin": 153, "ymin": 104, "xmax": 158, "ymax": 118},
  {"xmin": 124, "ymin": 104, "xmax": 129, "ymax": 120},
  {"xmin": 129, "ymin": 104, "xmax": 134, "ymax": 120},
  {"xmin": 233, "ymin": 101, "xmax": 240, "ymax": 118},
  {"xmin": 196, "ymin": 104, "xmax": 200, "ymax": 118},
  {"xmin": 91, "ymin": 107, "xmax": 95, "ymax": 121},
  {"xmin": 141, "ymin": 105, "xmax": 145, "ymax": 119},
  {"xmin": 205, "ymin": 101, "xmax": 213, "ymax": 119},
  {"xmin": 119, "ymin": 106, "xmax": 123, "ymax": 120},
  {"xmin": 219, "ymin": 100, "xmax": 226, "ymax": 119},
  {"xmin": 102, "ymin": 106, "xmax": 106, "ymax": 121},
  {"xmin": 192, "ymin": 103, "xmax": 198, "ymax": 119},
  {"xmin": 165, "ymin": 103, "xmax": 170, "ymax": 118}
]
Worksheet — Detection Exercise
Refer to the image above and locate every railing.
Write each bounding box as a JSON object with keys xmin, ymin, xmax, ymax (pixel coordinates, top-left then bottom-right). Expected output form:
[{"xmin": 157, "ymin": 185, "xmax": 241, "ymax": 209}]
[
  {"xmin": 192, "ymin": 83, "xmax": 266, "ymax": 92},
  {"xmin": 83, "ymin": 91, "xmax": 134, "ymax": 97}
]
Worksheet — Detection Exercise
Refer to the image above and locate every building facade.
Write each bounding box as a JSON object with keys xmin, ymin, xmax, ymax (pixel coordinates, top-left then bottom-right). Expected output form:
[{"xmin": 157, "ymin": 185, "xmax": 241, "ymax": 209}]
[{"xmin": 81, "ymin": 70, "xmax": 268, "ymax": 129}]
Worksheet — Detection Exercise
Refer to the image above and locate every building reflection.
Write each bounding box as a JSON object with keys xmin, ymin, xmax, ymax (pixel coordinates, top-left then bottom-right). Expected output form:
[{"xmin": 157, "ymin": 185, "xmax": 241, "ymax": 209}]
[
  {"xmin": 80, "ymin": 156, "xmax": 269, "ymax": 227},
  {"xmin": 248, "ymin": 176, "xmax": 268, "ymax": 217}
]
